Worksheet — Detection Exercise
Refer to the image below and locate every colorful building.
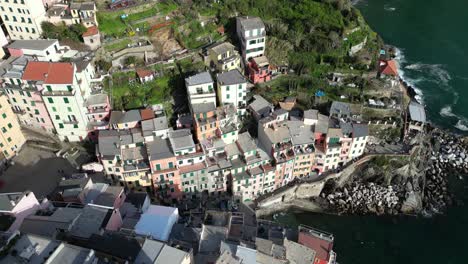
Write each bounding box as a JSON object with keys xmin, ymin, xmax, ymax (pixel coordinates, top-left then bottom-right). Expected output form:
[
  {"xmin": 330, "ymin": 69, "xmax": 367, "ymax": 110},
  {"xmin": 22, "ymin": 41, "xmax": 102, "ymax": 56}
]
[
  {"xmin": 0, "ymin": 0, "xmax": 47, "ymax": 40},
  {"xmin": 216, "ymin": 69, "xmax": 248, "ymax": 114},
  {"xmin": 247, "ymin": 56, "xmax": 272, "ymax": 84},
  {"xmin": 0, "ymin": 94, "xmax": 26, "ymax": 159},
  {"xmin": 207, "ymin": 42, "xmax": 241, "ymax": 72}
]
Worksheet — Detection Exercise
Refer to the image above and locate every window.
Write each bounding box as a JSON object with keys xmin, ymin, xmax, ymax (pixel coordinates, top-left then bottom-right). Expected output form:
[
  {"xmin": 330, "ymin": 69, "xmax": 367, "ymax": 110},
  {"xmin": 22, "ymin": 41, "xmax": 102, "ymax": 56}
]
[
  {"xmin": 1, "ymin": 127, "xmax": 6, "ymax": 133},
  {"xmin": 27, "ymin": 18, "xmax": 31, "ymax": 24},
  {"xmin": 249, "ymin": 39, "xmax": 256, "ymax": 45},
  {"xmin": 2, "ymin": 113, "xmax": 6, "ymax": 119},
  {"xmin": 26, "ymin": 91, "xmax": 31, "ymax": 97},
  {"xmin": 55, "ymin": 115, "xmax": 60, "ymax": 120},
  {"xmin": 3, "ymin": 15, "xmax": 8, "ymax": 21},
  {"xmin": 51, "ymin": 107, "xmax": 57, "ymax": 112},
  {"xmin": 67, "ymin": 85, "xmax": 72, "ymax": 91},
  {"xmin": 226, "ymin": 86, "xmax": 229, "ymax": 91},
  {"xmin": 63, "ymin": 98, "xmax": 69, "ymax": 104},
  {"xmin": 7, "ymin": 137, "xmax": 11, "ymax": 142},
  {"xmin": 47, "ymin": 98, "xmax": 53, "ymax": 103},
  {"xmin": 22, "ymin": 99, "xmax": 26, "ymax": 104},
  {"xmin": 58, "ymin": 123, "xmax": 64, "ymax": 129},
  {"xmin": 34, "ymin": 109, "xmax": 39, "ymax": 115},
  {"xmin": 226, "ymin": 94, "xmax": 230, "ymax": 99},
  {"xmin": 67, "ymin": 107, "xmax": 72, "ymax": 112},
  {"xmin": 156, "ymin": 164, "xmax": 161, "ymax": 170},
  {"xmin": 30, "ymin": 101, "xmax": 35, "ymax": 106},
  {"xmin": 168, "ymin": 162, "xmax": 173, "ymax": 168},
  {"xmin": 7, "ymin": 123, "xmax": 12, "ymax": 129}
]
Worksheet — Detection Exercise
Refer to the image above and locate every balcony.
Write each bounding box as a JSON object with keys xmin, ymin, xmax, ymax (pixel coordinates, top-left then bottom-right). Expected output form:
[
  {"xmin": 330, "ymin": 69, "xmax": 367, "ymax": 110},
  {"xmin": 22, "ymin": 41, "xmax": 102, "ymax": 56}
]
[
  {"xmin": 274, "ymin": 141, "xmax": 293, "ymax": 152},
  {"xmin": 87, "ymin": 107, "xmax": 109, "ymax": 114},
  {"xmin": 63, "ymin": 119, "xmax": 79, "ymax": 125},
  {"xmin": 43, "ymin": 90, "xmax": 75, "ymax": 96},
  {"xmin": 12, "ymin": 109, "xmax": 26, "ymax": 115}
]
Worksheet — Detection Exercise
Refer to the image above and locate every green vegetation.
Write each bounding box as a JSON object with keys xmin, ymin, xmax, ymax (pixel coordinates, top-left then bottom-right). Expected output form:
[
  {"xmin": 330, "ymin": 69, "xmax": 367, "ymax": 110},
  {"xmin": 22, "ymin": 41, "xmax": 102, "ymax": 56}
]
[
  {"xmin": 105, "ymin": 57, "xmax": 206, "ymax": 119},
  {"xmin": 41, "ymin": 22, "xmax": 86, "ymax": 42},
  {"xmin": 104, "ymin": 39, "xmax": 132, "ymax": 52},
  {"xmin": 105, "ymin": 71, "xmax": 171, "ymax": 110},
  {"xmin": 186, "ymin": 0, "xmax": 383, "ymax": 104},
  {"xmin": 97, "ymin": 12, "xmax": 127, "ymax": 36},
  {"xmin": 97, "ymin": 1, "xmax": 178, "ymax": 37},
  {"xmin": 156, "ymin": 1, "xmax": 178, "ymax": 14}
]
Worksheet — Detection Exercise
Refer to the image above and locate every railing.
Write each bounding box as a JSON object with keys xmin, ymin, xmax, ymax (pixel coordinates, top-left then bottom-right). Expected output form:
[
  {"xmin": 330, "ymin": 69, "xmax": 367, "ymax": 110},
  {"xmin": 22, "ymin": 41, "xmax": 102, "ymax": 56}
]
[
  {"xmin": 298, "ymin": 224, "xmax": 334, "ymax": 242},
  {"xmin": 63, "ymin": 120, "xmax": 79, "ymax": 125},
  {"xmin": 43, "ymin": 90, "xmax": 75, "ymax": 96}
]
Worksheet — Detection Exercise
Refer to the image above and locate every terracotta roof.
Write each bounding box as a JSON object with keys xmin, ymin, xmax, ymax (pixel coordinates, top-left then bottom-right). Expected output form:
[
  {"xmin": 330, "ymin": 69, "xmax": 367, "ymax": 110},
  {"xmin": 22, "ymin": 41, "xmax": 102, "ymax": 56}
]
[
  {"xmin": 22, "ymin": 61, "xmax": 50, "ymax": 82},
  {"xmin": 140, "ymin": 109, "xmax": 155, "ymax": 121},
  {"xmin": 298, "ymin": 231, "xmax": 333, "ymax": 262},
  {"xmin": 380, "ymin": 60, "xmax": 398, "ymax": 76},
  {"xmin": 82, "ymin": 26, "xmax": 99, "ymax": 37},
  {"xmin": 136, "ymin": 68, "xmax": 153, "ymax": 78},
  {"xmin": 23, "ymin": 62, "xmax": 75, "ymax": 84}
]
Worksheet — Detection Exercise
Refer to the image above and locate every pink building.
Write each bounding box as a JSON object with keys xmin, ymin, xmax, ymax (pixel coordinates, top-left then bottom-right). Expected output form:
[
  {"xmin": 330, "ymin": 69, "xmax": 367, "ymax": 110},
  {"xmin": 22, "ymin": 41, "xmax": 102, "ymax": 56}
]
[
  {"xmin": 147, "ymin": 138, "xmax": 182, "ymax": 200},
  {"xmin": 1, "ymin": 59, "xmax": 55, "ymax": 133},
  {"xmin": 0, "ymin": 191, "xmax": 41, "ymax": 232},
  {"xmin": 85, "ymin": 93, "xmax": 111, "ymax": 141},
  {"xmin": 247, "ymin": 55, "xmax": 272, "ymax": 84}
]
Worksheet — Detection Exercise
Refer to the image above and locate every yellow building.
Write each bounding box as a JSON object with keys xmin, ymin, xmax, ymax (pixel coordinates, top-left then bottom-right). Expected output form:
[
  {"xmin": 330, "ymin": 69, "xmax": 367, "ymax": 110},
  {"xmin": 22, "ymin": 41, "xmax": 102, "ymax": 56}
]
[
  {"xmin": 0, "ymin": 94, "xmax": 26, "ymax": 159},
  {"xmin": 208, "ymin": 42, "xmax": 241, "ymax": 72}
]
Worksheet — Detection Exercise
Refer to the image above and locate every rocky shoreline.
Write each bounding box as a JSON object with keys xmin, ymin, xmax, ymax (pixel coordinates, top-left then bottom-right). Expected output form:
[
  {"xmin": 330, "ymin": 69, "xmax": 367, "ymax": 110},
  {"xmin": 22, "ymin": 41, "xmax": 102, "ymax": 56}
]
[{"xmin": 320, "ymin": 127, "xmax": 467, "ymax": 216}]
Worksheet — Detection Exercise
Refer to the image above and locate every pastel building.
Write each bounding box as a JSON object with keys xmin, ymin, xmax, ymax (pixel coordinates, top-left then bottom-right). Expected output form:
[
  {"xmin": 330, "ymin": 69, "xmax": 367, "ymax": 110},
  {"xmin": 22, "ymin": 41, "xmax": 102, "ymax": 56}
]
[
  {"xmin": 0, "ymin": 94, "xmax": 26, "ymax": 159},
  {"xmin": 70, "ymin": 1, "xmax": 98, "ymax": 28},
  {"xmin": 192, "ymin": 102, "xmax": 218, "ymax": 142},
  {"xmin": 216, "ymin": 69, "xmax": 248, "ymax": 114},
  {"xmin": 0, "ymin": 27, "xmax": 8, "ymax": 59},
  {"xmin": 349, "ymin": 124, "xmax": 369, "ymax": 159},
  {"xmin": 85, "ymin": 93, "xmax": 111, "ymax": 140},
  {"xmin": 1, "ymin": 57, "xmax": 55, "ymax": 133},
  {"xmin": 236, "ymin": 16, "xmax": 266, "ymax": 60},
  {"xmin": 148, "ymin": 138, "xmax": 182, "ymax": 200},
  {"xmin": 27, "ymin": 62, "xmax": 91, "ymax": 141},
  {"xmin": 6, "ymin": 39, "xmax": 63, "ymax": 61},
  {"xmin": 0, "ymin": 0, "xmax": 47, "ymax": 40},
  {"xmin": 0, "ymin": 191, "xmax": 41, "ymax": 232},
  {"xmin": 247, "ymin": 56, "xmax": 271, "ymax": 84},
  {"xmin": 207, "ymin": 42, "xmax": 241, "ymax": 72},
  {"xmin": 258, "ymin": 122, "xmax": 295, "ymax": 186},
  {"xmin": 169, "ymin": 129, "xmax": 209, "ymax": 197},
  {"xmin": 185, "ymin": 71, "xmax": 216, "ymax": 107},
  {"xmin": 82, "ymin": 26, "xmax": 101, "ymax": 50}
]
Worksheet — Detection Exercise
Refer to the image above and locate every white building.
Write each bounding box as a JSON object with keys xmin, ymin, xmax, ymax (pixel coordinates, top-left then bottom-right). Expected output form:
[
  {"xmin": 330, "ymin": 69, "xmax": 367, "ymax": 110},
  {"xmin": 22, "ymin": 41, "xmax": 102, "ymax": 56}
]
[
  {"xmin": 216, "ymin": 69, "xmax": 248, "ymax": 115},
  {"xmin": 30, "ymin": 62, "xmax": 92, "ymax": 142},
  {"xmin": 0, "ymin": 0, "xmax": 47, "ymax": 40},
  {"xmin": 349, "ymin": 124, "xmax": 369, "ymax": 159},
  {"xmin": 236, "ymin": 16, "xmax": 266, "ymax": 60},
  {"xmin": 185, "ymin": 71, "xmax": 216, "ymax": 107},
  {"xmin": 6, "ymin": 39, "xmax": 63, "ymax": 61}
]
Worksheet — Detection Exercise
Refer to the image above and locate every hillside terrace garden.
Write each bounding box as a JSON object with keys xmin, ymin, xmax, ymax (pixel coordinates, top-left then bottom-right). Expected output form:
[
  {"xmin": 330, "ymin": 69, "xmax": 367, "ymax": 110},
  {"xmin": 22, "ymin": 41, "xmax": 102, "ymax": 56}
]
[
  {"xmin": 104, "ymin": 57, "xmax": 207, "ymax": 120},
  {"xmin": 97, "ymin": 1, "xmax": 178, "ymax": 38}
]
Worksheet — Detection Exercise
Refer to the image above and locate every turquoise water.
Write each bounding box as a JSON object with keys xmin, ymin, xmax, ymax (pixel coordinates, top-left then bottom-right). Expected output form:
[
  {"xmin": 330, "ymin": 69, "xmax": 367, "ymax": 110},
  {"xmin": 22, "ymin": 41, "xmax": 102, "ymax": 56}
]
[
  {"xmin": 358, "ymin": 0, "xmax": 468, "ymax": 132},
  {"xmin": 277, "ymin": 1, "xmax": 468, "ymax": 263}
]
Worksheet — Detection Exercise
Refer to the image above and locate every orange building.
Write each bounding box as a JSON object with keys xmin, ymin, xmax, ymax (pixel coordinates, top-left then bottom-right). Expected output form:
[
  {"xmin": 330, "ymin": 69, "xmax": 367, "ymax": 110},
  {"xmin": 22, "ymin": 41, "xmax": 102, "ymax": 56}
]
[{"xmin": 192, "ymin": 102, "xmax": 219, "ymax": 142}]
